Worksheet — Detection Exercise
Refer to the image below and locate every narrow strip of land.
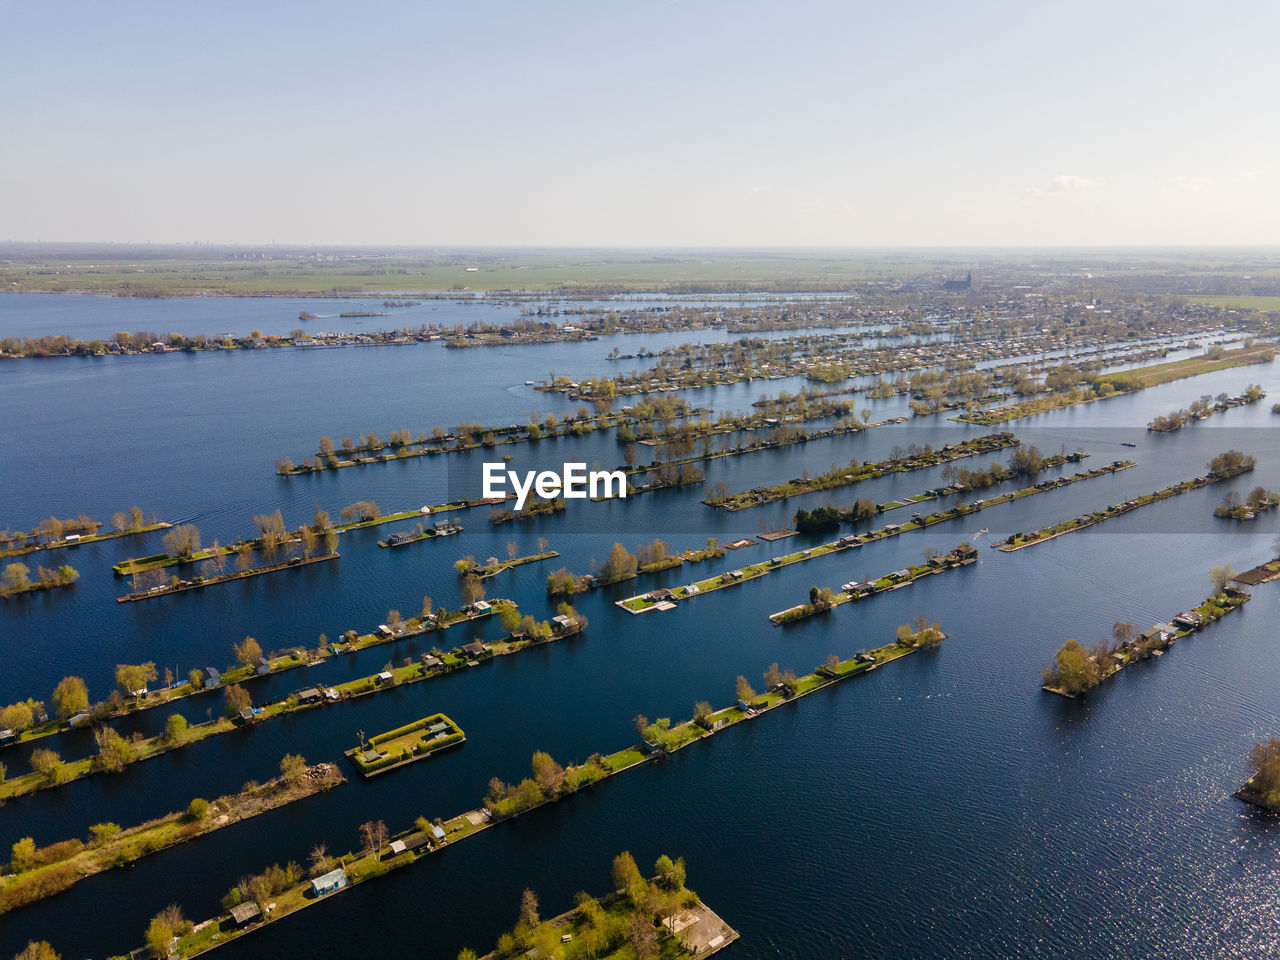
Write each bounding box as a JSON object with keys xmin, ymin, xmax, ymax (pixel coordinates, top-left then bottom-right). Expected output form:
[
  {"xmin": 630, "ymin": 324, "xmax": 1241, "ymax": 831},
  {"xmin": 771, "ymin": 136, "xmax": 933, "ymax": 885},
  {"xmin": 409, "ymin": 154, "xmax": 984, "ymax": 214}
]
[
  {"xmin": 1041, "ymin": 588, "xmax": 1251, "ymax": 698},
  {"xmin": 704, "ymin": 432, "xmax": 1020, "ymax": 511},
  {"xmin": 0, "ymin": 762, "xmax": 344, "ymax": 916},
  {"xmin": 994, "ymin": 467, "xmax": 1248, "ymax": 552}
]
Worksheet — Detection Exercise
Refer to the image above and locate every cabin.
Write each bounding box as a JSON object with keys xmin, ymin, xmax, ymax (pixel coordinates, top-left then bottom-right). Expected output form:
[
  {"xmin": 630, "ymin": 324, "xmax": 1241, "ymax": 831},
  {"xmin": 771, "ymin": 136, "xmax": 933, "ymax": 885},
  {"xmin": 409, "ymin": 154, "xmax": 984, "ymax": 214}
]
[
  {"xmin": 461, "ymin": 640, "xmax": 486, "ymax": 657},
  {"xmin": 387, "ymin": 532, "xmax": 414, "ymax": 546},
  {"xmin": 470, "ymin": 600, "xmax": 491, "ymax": 613},
  {"xmin": 295, "ymin": 687, "xmax": 323, "ymax": 704},
  {"xmin": 1140, "ymin": 624, "xmax": 1173, "ymax": 644},
  {"xmin": 236, "ymin": 707, "xmax": 254, "ymax": 724},
  {"xmin": 230, "ymin": 902, "xmax": 261, "ymax": 926},
  {"xmin": 390, "ymin": 832, "xmax": 433, "ymax": 857},
  {"xmin": 203, "ymin": 666, "xmax": 221, "ymax": 687},
  {"xmin": 421, "ymin": 654, "xmax": 443, "ymax": 669},
  {"xmin": 888, "ymin": 569, "xmax": 912, "ymax": 583},
  {"xmin": 647, "ymin": 588, "xmax": 674, "ymax": 602},
  {"xmin": 311, "ymin": 868, "xmax": 349, "ymax": 897},
  {"xmin": 551, "ymin": 614, "xmax": 578, "ymax": 635},
  {"xmin": 377, "ymin": 624, "xmax": 395, "ymax": 639},
  {"xmin": 684, "ymin": 584, "xmax": 700, "ymax": 596},
  {"xmin": 376, "ymin": 671, "xmax": 394, "ymax": 684}
]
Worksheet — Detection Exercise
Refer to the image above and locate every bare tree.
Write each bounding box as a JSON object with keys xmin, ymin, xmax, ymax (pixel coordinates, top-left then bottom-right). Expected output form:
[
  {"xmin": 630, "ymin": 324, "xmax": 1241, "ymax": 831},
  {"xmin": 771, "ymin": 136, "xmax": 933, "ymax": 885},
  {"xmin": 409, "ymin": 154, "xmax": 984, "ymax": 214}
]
[{"xmin": 359, "ymin": 819, "xmax": 388, "ymax": 859}]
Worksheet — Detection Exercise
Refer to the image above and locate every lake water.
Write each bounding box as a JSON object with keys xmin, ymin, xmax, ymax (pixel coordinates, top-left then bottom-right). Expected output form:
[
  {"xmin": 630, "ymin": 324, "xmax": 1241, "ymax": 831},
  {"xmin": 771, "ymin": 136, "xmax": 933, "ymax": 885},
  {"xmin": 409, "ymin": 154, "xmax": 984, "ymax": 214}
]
[{"xmin": 1, "ymin": 298, "xmax": 1278, "ymax": 959}]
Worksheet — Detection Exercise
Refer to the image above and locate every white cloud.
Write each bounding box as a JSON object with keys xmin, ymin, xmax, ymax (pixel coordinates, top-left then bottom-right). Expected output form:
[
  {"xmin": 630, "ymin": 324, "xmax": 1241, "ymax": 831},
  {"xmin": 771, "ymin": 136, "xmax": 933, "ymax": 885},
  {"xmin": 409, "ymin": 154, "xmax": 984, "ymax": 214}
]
[{"xmin": 1025, "ymin": 174, "xmax": 1100, "ymax": 197}]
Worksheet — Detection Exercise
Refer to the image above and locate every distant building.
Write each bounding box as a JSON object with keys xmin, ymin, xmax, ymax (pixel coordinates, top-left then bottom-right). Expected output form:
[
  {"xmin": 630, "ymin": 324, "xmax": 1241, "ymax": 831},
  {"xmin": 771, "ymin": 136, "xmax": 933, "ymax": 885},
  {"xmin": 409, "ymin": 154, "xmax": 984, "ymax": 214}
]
[{"xmin": 942, "ymin": 271, "xmax": 973, "ymax": 291}]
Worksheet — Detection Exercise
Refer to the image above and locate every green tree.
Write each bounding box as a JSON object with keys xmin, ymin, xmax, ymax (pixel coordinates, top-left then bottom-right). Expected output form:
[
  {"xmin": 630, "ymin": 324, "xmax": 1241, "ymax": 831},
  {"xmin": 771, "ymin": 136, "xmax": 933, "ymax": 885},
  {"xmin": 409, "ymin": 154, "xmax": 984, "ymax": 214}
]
[
  {"xmin": 2, "ymin": 562, "xmax": 31, "ymax": 593},
  {"xmin": 0, "ymin": 700, "xmax": 37, "ymax": 732},
  {"xmin": 115, "ymin": 662, "xmax": 157, "ymax": 697},
  {"xmin": 497, "ymin": 602, "xmax": 522, "ymax": 633},
  {"xmin": 280, "ymin": 752, "xmax": 308, "ymax": 785},
  {"xmin": 165, "ymin": 713, "xmax": 189, "ymax": 743},
  {"xmin": 223, "ymin": 684, "xmax": 252, "ymax": 717},
  {"xmin": 188, "ymin": 797, "xmax": 209, "ymax": 821},
  {"xmin": 145, "ymin": 915, "xmax": 174, "ymax": 959},
  {"xmin": 10, "ymin": 836, "xmax": 37, "ymax": 872},
  {"xmin": 95, "ymin": 727, "xmax": 139, "ymax": 772},
  {"xmin": 234, "ymin": 635, "xmax": 262, "ymax": 668},
  {"xmin": 12, "ymin": 942, "xmax": 60, "ymax": 960},
  {"xmin": 29, "ymin": 747, "xmax": 61, "ymax": 779},
  {"xmin": 1042, "ymin": 638, "xmax": 1100, "ymax": 695},
  {"xmin": 89, "ymin": 822, "xmax": 122, "ymax": 846},
  {"xmin": 600, "ymin": 541, "xmax": 638, "ymax": 583},
  {"xmin": 655, "ymin": 853, "xmax": 686, "ymax": 890},
  {"xmin": 611, "ymin": 850, "xmax": 647, "ymax": 905},
  {"xmin": 51, "ymin": 676, "xmax": 89, "ymax": 719}
]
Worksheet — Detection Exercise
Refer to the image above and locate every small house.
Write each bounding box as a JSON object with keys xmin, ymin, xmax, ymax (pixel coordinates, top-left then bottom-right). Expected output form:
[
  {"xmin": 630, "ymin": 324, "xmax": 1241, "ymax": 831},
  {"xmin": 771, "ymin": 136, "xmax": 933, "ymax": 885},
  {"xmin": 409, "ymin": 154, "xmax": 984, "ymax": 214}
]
[
  {"xmin": 471, "ymin": 600, "xmax": 491, "ymax": 613},
  {"xmin": 421, "ymin": 655, "xmax": 443, "ymax": 668},
  {"xmin": 377, "ymin": 624, "xmax": 395, "ymax": 639},
  {"xmin": 237, "ymin": 707, "xmax": 254, "ymax": 724},
  {"xmin": 377, "ymin": 671, "xmax": 394, "ymax": 684},
  {"xmin": 461, "ymin": 640, "xmax": 486, "ymax": 657},
  {"xmin": 230, "ymin": 902, "xmax": 261, "ymax": 926},
  {"xmin": 311, "ymin": 868, "xmax": 348, "ymax": 897},
  {"xmin": 295, "ymin": 687, "xmax": 322, "ymax": 704},
  {"xmin": 431, "ymin": 824, "xmax": 446, "ymax": 842},
  {"xmin": 889, "ymin": 569, "xmax": 912, "ymax": 582},
  {"xmin": 551, "ymin": 614, "xmax": 577, "ymax": 634},
  {"xmin": 428, "ymin": 721, "xmax": 450, "ymax": 736},
  {"xmin": 203, "ymin": 666, "xmax": 221, "ymax": 687}
]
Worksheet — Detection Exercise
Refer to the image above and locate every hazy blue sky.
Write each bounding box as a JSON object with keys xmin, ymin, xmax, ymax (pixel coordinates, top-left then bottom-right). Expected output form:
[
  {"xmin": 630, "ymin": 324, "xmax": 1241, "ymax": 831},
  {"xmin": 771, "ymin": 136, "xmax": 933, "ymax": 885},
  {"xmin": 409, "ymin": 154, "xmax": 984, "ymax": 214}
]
[{"xmin": 3, "ymin": 0, "xmax": 1277, "ymax": 246}]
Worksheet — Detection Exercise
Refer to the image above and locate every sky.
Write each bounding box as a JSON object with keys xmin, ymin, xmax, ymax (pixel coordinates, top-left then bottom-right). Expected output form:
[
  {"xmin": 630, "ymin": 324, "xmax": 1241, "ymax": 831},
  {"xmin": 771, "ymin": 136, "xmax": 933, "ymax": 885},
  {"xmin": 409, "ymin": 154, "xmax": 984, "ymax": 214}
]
[{"xmin": 2, "ymin": 0, "xmax": 1278, "ymax": 247}]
